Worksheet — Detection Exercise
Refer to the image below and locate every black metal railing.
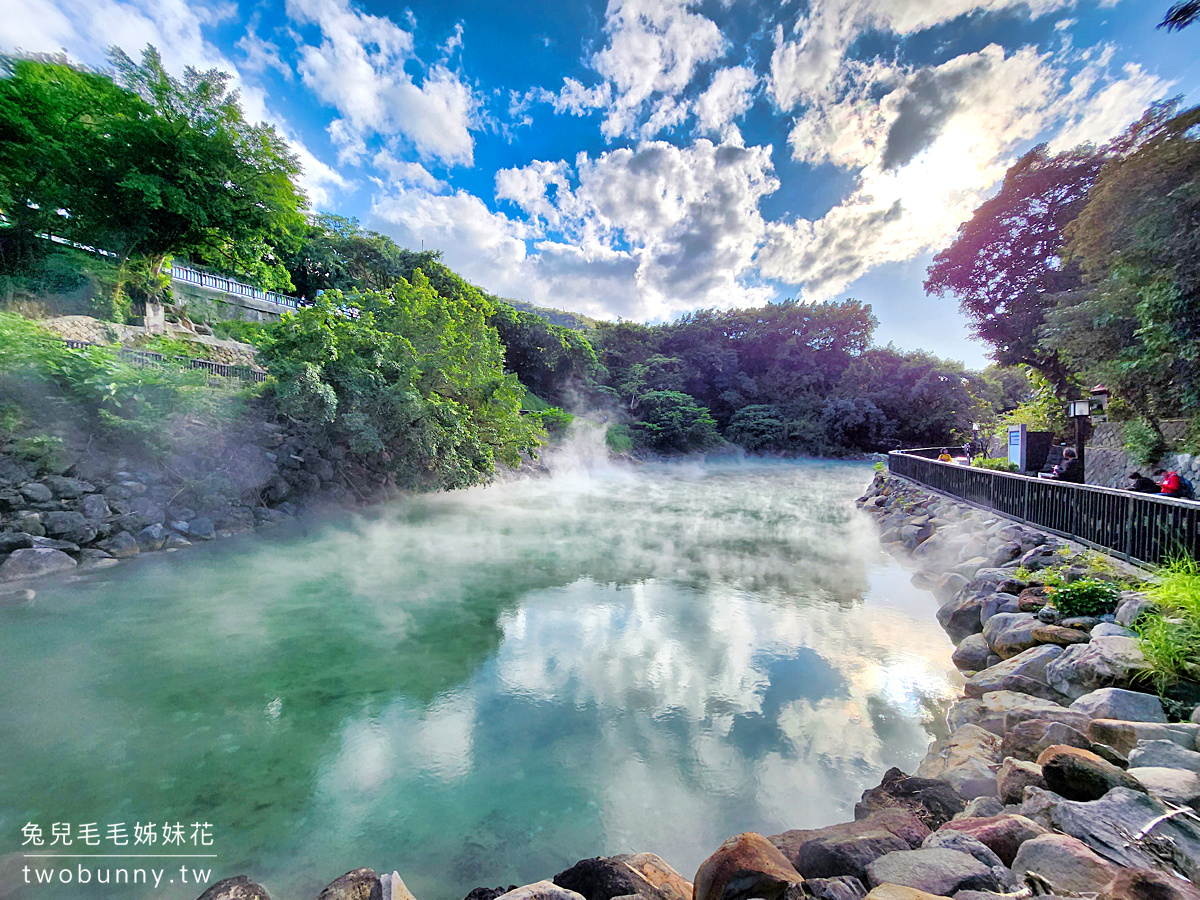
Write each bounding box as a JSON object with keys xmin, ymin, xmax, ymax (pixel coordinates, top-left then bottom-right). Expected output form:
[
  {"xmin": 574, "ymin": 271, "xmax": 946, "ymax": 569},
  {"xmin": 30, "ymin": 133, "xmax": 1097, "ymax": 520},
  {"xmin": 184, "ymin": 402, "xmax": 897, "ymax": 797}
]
[
  {"xmin": 888, "ymin": 450, "xmax": 1198, "ymax": 567},
  {"xmin": 62, "ymin": 339, "xmax": 267, "ymax": 383}
]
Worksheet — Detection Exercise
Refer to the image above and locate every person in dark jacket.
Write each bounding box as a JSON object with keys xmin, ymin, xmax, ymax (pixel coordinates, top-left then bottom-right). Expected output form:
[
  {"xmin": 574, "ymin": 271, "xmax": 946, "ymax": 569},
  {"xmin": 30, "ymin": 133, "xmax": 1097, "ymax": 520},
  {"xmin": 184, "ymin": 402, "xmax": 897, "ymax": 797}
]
[
  {"xmin": 1127, "ymin": 472, "xmax": 1159, "ymax": 493},
  {"xmin": 1051, "ymin": 447, "xmax": 1084, "ymax": 483}
]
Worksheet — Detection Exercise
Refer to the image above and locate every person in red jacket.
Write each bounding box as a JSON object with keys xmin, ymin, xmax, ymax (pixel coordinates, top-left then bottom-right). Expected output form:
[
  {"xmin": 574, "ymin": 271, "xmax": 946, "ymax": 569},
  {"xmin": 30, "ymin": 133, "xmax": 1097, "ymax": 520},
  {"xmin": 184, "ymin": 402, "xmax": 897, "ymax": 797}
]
[{"xmin": 1155, "ymin": 468, "xmax": 1186, "ymax": 497}]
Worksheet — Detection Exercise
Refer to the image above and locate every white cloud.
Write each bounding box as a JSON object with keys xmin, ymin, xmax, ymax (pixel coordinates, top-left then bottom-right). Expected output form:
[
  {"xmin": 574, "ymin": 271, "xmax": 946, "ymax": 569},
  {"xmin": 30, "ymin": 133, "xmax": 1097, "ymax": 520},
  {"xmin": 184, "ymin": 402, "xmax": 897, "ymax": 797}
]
[
  {"xmin": 371, "ymin": 151, "xmax": 446, "ymax": 192},
  {"xmin": 590, "ymin": 0, "xmax": 729, "ymax": 139},
  {"xmin": 287, "ymin": 0, "xmax": 479, "ymax": 166},
  {"xmin": 695, "ymin": 65, "xmax": 758, "ymax": 135},
  {"xmin": 237, "ymin": 25, "xmax": 293, "ymax": 80},
  {"xmin": 769, "ymin": 0, "xmax": 1088, "ymax": 111}
]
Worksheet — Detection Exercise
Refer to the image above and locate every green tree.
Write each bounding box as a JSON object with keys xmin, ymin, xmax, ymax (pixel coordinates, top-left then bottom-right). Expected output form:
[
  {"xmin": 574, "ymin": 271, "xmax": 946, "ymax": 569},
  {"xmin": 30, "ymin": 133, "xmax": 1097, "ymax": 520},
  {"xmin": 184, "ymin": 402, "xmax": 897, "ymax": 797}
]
[
  {"xmin": 630, "ymin": 391, "xmax": 722, "ymax": 454},
  {"xmin": 258, "ymin": 272, "xmax": 542, "ymax": 490}
]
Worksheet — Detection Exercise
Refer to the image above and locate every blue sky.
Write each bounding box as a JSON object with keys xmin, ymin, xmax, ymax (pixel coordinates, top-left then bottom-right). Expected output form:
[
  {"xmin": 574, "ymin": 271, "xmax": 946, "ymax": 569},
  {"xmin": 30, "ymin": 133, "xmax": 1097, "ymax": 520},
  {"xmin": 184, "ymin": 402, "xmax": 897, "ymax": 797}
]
[{"xmin": 4, "ymin": 0, "xmax": 1197, "ymax": 369}]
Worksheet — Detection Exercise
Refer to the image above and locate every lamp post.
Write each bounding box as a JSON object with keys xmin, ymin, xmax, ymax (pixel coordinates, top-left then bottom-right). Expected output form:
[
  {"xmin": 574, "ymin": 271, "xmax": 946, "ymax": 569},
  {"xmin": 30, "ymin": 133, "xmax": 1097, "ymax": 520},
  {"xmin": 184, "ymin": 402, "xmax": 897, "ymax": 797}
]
[{"xmin": 1065, "ymin": 399, "xmax": 1091, "ymax": 472}]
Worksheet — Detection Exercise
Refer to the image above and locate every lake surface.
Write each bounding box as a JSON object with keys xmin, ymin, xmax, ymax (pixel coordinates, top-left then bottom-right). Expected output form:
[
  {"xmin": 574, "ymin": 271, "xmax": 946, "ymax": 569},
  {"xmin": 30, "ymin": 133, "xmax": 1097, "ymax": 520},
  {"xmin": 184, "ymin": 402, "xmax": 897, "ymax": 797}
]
[{"xmin": 0, "ymin": 452, "xmax": 960, "ymax": 900}]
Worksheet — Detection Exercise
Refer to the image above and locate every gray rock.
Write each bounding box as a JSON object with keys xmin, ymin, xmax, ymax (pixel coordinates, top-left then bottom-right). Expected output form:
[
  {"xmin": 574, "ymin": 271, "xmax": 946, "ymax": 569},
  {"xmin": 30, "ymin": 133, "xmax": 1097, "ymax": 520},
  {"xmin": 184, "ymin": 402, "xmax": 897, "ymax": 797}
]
[
  {"xmin": 1116, "ymin": 594, "xmax": 1156, "ymax": 628},
  {"xmin": 964, "ymin": 645, "xmax": 1063, "ymax": 698},
  {"xmin": 788, "ymin": 829, "xmax": 911, "ymax": 884},
  {"xmin": 43, "ymin": 476, "xmax": 95, "ymax": 499},
  {"xmin": 1017, "ymin": 546, "xmax": 1060, "ymax": 570},
  {"xmin": 0, "ymin": 532, "xmax": 35, "ymax": 554},
  {"xmin": 864, "ymin": 848, "xmax": 1001, "ymax": 894},
  {"xmin": 318, "ymin": 868, "xmax": 384, "ymax": 900},
  {"xmin": 136, "ymin": 524, "xmax": 169, "ymax": 552},
  {"xmin": 1010, "ymin": 834, "xmax": 1119, "ymax": 895},
  {"xmin": 952, "ymin": 634, "xmax": 992, "ymax": 673},
  {"xmin": 954, "ymin": 797, "xmax": 1005, "ymax": 820},
  {"xmin": 1037, "ymin": 745, "xmax": 1145, "ymax": 801},
  {"xmin": 188, "ymin": 517, "xmax": 216, "ymax": 541},
  {"xmin": 163, "ymin": 534, "xmax": 192, "ymax": 550},
  {"xmin": 41, "ymin": 510, "xmax": 86, "ymax": 536},
  {"xmin": 19, "ymin": 483, "xmax": 53, "ymax": 503},
  {"xmin": 800, "ymin": 877, "xmax": 865, "ymax": 900},
  {"xmin": 948, "ymin": 691, "xmax": 1072, "ymax": 736},
  {"xmin": 12, "ymin": 512, "xmax": 44, "ymax": 536},
  {"xmin": 996, "ymin": 758, "xmax": 1046, "ymax": 805},
  {"xmin": 1129, "ymin": 740, "xmax": 1200, "ymax": 772},
  {"xmin": 81, "ymin": 493, "xmax": 111, "ymax": 522},
  {"xmin": 1088, "ymin": 719, "xmax": 1200, "ymax": 756},
  {"xmin": 1001, "ymin": 719, "xmax": 1092, "ymax": 763},
  {"xmin": 1059, "ymin": 615, "xmax": 1101, "ymax": 630},
  {"xmin": 979, "ymin": 592, "xmax": 1022, "ymax": 626},
  {"xmin": 1069, "ymin": 688, "xmax": 1167, "ymax": 723},
  {"xmin": 497, "ymin": 884, "xmax": 586, "ymax": 900},
  {"xmin": 1128, "ymin": 766, "xmax": 1200, "ymax": 807},
  {"xmin": 0, "ymin": 547, "xmax": 77, "ymax": 581},
  {"xmin": 1091, "ymin": 622, "xmax": 1136, "ymax": 638},
  {"xmin": 1048, "ymin": 787, "xmax": 1200, "ymax": 878},
  {"xmin": 938, "ymin": 592, "xmax": 987, "ymax": 643},
  {"xmin": 916, "ymin": 725, "xmax": 1001, "ymax": 799},
  {"xmin": 78, "ymin": 548, "xmax": 117, "ymax": 569},
  {"xmin": 553, "ymin": 856, "xmax": 673, "ymax": 900},
  {"xmin": 196, "ymin": 874, "xmax": 273, "ymax": 900},
  {"xmin": 934, "ymin": 572, "xmax": 970, "ymax": 603},
  {"xmin": 1044, "ymin": 637, "xmax": 1151, "ymax": 699},
  {"xmin": 982, "ymin": 613, "xmax": 1041, "ymax": 659},
  {"xmin": 0, "ymin": 586, "xmax": 35, "ymax": 606},
  {"xmin": 98, "ymin": 531, "xmax": 140, "ymax": 559},
  {"xmin": 989, "ymin": 541, "xmax": 1022, "ymax": 567},
  {"xmin": 31, "ymin": 536, "xmax": 79, "ymax": 551},
  {"xmin": 921, "ymin": 830, "xmax": 1004, "ymax": 869}
]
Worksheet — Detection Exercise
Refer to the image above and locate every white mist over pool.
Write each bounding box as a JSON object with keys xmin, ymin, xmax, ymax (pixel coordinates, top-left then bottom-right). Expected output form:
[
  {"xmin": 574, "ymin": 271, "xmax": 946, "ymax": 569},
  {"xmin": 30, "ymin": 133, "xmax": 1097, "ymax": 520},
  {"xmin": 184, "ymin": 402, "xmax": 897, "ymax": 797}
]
[{"xmin": 0, "ymin": 457, "xmax": 959, "ymax": 900}]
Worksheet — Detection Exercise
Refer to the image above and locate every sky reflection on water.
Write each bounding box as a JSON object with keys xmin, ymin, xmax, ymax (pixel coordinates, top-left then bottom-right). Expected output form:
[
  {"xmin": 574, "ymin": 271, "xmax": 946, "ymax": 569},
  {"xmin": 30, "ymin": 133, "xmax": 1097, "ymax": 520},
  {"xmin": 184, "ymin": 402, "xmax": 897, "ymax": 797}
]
[{"xmin": 0, "ymin": 457, "xmax": 958, "ymax": 900}]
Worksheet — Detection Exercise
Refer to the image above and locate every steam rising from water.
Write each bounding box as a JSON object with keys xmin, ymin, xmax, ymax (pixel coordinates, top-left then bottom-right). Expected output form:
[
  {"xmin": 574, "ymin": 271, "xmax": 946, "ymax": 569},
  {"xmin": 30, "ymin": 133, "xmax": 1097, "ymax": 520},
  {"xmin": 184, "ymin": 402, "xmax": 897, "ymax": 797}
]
[{"xmin": 0, "ymin": 447, "xmax": 958, "ymax": 900}]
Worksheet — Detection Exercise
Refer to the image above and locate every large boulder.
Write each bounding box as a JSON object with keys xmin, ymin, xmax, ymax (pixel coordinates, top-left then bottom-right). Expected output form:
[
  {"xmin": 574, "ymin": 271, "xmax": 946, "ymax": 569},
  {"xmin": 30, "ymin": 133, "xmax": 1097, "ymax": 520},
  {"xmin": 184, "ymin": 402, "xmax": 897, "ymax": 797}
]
[
  {"xmin": 1037, "ymin": 745, "xmax": 1146, "ymax": 801},
  {"xmin": 920, "ymin": 830, "xmax": 1003, "ymax": 869},
  {"xmin": 1070, "ymin": 688, "xmax": 1168, "ymax": 724},
  {"xmin": 770, "ymin": 811, "xmax": 928, "ymax": 884},
  {"xmin": 1128, "ymin": 740, "xmax": 1200, "ymax": 772},
  {"xmin": 1104, "ymin": 868, "xmax": 1200, "ymax": 900},
  {"xmin": 915, "ymin": 725, "xmax": 1000, "ymax": 799},
  {"xmin": 855, "ymin": 769, "xmax": 965, "ymax": 829},
  {"xmin": 933, "ymin": 572, "xmax": 970, "ymax": 603},
  {"xmin": 40, "ymin": 510, "xmax": 94, "ymax": 543},
  {"xmin": 1045, "ymin": 637, "xmax": 1151, "ymax": 699},
  {"xmin": 1031, "ymin": 624, "xmax": 1091, "ymax": 646},
  {"xmin": 1127, "ymin": 767, "xmax": 1200, "ymax": 808},
  {"xmin": 1088, "ymin": 720, "xmax": 1200, "ymax": 757},
  {"xmin": 318, "ymin": 868, "xmax": 383, "ymax": 900},
  {"xmin": 43, "ymin": 476, "xmax": 94, "ymax": 499},
  {"xmin": 197, "ymin": 876, "xmax": 272, "ymax": 899},
  {"xmin": 498, "ymin": 883, "xmax": 587, "ymax": 900},
  {"xmin": 996, "ymin": 758, "xmax": 1046, "ymax": 805},
  {"xmin": 554, "ymin": 858, "xmax": 671, "ymax": 900},
  {"xmin": 863, "ymin": 848, "xmax": 1001, "ymax": 894},
  {"xmin": 951, "ymin": 634, "xmax": 991, "ymax": 674},
  {"xmin": 947, "ymin": 691, "xmax": 1079, "ymax": 737},
  {"xmin": 98, "ymin": 531, "xmax": 140, "ymax": 559},
  {"xmin": 1000, "ymin": 719, "xmax": 1093, "ymax": 763},
  {"xmin": 936, "ymin": 592, "xmax": 985, "ymax": 643},
  {"xmin": 0, "ymin": 547, "xmax": 77, "ymax": 581},
  {"xmin": 802, "ymin": 877, "xmax": 866, "ymax": 900},
  {"xmin": 81, "ymin": 493, "xmax": 111, "ymax": 522},
  {"xmin": 963, "ymin": 645, "xmax": 1063, "ymax": 699},
  {"xmin": 0, "ymin": 532, "xmax": 35, "ymax": 554},
  {"xmin": 19, "ymin": 482, "xmax": 53, "ymax": 503},
  {"xmin": 692, "ymin": 833, "xmax": 802, "ymax": 900},
  {"xmin": 1048, "ymin": 787, "xmax": 1200, "ymax": 878},
  {"xmin": 1010, "ymin": 834, "xmax": 1119, "ymax": 895},
  {"xmin": 614, "ymin": 854, "xmax": 693, "ymax": 900},
  {"xmin": 937, "ymin": 815, "xmax": 1048, "ymax": 867},
  {"xmin": 982, "ymin": 613, "xmax": 1042, "ymax": 659}
]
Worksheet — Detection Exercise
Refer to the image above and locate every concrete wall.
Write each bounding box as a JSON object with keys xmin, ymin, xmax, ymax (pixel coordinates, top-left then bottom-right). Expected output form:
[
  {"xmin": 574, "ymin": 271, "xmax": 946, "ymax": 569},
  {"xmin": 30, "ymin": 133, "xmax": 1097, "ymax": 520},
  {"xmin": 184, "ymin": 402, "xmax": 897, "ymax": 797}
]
[
  {"xmin": 170, "ymin": 281, "xmax": 289, "ymax": 323},
  {"xmin": 1085, "ymin": 420, "xmax": 1195, "ymax": 488}
]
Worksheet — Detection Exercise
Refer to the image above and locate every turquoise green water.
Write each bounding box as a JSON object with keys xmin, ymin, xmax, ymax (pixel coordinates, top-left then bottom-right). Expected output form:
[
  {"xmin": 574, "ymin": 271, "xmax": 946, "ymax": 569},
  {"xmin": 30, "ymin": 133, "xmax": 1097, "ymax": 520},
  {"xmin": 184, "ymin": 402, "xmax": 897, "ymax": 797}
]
[{"xmin": 0, "ymin": 458, "xmax": 958, "ymax": 900}]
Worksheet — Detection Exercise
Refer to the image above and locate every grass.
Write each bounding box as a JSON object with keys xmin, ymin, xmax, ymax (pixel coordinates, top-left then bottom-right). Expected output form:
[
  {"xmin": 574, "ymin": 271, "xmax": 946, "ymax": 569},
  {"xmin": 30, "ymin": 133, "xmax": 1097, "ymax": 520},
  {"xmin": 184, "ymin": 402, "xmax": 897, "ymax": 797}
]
[{"xmin": 1136, "ymin": 557, "xmax": 1200, "ymax": 690}]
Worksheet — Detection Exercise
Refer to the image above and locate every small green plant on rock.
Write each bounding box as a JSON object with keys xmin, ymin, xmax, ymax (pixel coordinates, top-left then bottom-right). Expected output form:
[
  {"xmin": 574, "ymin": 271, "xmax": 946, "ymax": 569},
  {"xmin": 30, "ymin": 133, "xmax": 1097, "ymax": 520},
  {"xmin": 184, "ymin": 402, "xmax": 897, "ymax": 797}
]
[
  {"xmin": 1046, "ymin": 578, "xmax": 1120, "ymax": 618},
  {"xmin": 1136, "ymin": 557, "xmax": 1200, "ymax": 689}
]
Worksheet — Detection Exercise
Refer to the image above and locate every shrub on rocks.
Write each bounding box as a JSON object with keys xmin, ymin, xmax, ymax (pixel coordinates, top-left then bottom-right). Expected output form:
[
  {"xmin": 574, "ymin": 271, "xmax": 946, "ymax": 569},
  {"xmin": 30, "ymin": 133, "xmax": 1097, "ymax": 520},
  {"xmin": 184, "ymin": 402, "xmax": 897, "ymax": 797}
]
[
  {"xmin": 1011, "ymin": 834, "xmax": 1119, "ymax": 895},
  {"xmin": 1037, "ymin": 745, "xmax": 1146, "ymax": 801},
  {"xmin": 692, "ymin": 833, "xmax": 802, "ymax": 900}
]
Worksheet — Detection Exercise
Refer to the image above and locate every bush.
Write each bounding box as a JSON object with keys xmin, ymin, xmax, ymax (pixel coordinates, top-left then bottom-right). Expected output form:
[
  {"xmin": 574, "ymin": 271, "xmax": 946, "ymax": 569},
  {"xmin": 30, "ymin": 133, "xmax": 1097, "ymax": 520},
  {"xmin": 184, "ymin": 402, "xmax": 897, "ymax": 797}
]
[
  {"xmin": 213, "ymin": 319, "xmax": 275, "ymax": 345},
  {"xmin": 971, "ymin": 456, "xmax": 1019, "ymax": 472},
  {"xmin": 1124, "ymin": 418, "xmax": 1167, "ymax": 467},
  {"xmin": 605, "ymin": 424, "xmax": 633, "ymax": 454},
  {"xmin": 1047, "ymin": 578, "xmax": 1120, "ymax": 618},
  {"xmin": 1136, "ymin": 557, "xmax": 1200, "ymax": 689}
]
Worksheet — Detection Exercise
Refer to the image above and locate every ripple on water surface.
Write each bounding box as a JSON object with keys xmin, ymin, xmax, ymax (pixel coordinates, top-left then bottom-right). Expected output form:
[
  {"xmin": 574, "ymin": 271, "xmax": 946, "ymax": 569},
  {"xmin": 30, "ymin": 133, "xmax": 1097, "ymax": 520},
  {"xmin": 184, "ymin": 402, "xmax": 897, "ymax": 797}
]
[{"xmin": 0, "ymin": 458, "xmax": 959, "ymax": 900}]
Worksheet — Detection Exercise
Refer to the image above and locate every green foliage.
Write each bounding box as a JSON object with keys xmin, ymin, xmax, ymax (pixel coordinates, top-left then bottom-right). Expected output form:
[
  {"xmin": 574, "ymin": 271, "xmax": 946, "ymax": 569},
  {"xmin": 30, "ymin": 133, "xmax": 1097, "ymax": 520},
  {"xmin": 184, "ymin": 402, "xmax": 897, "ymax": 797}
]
[
  {"xmin": 604, "ymin": 424, "xmax": 633, "ymax": 454},
  {"xmin": 212, "ymin": 319, "xmax": 275, "ymax": 345},
  {"xmin": 873, "ymin": 460, "xmax": 885, "ymax": 472},
  {"xmin": 1046, "ymin": 578, "xmax": 1120, "ymax": 618},
  {"xmin": 992, "ymin": 369, "xmax": 1068, "ymax": 439},
  {"xmin": 725, "ymin": 404, "xmax": 785, "ymax": 452},
  {"xmin": 532, "ymin": 407, "xmax": 573, "ymax": 436},
  {"xmin": 1124, "ymin": 417, "xmax": 1168, "ymax": 466},
  {"xmin": 629, "ymin": 390, "xmax": 723, "ymax": 454},
  {"xmin": 1136, "ymin": 557, "xmax": 1200, "ymax": 688},
  {"xmin": 257, "ymin": 275, "xmax": 542, "ymax": 490},
  {"xmin": 971, "ymin": 457, "xmax": 1019, "ymax": 472},
  {"xmin": 490, "ymin": 301, "xmax": 598, "ymax": 405}
]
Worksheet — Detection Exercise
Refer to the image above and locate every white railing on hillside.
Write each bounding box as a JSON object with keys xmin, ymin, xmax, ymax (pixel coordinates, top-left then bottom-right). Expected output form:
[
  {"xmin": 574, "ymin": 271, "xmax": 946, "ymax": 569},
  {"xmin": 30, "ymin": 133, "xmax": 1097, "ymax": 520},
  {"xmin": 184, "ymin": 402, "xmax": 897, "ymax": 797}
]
[{"xmin": 169, "ymin": 262, "xmax": 301, "ymax": 309}]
